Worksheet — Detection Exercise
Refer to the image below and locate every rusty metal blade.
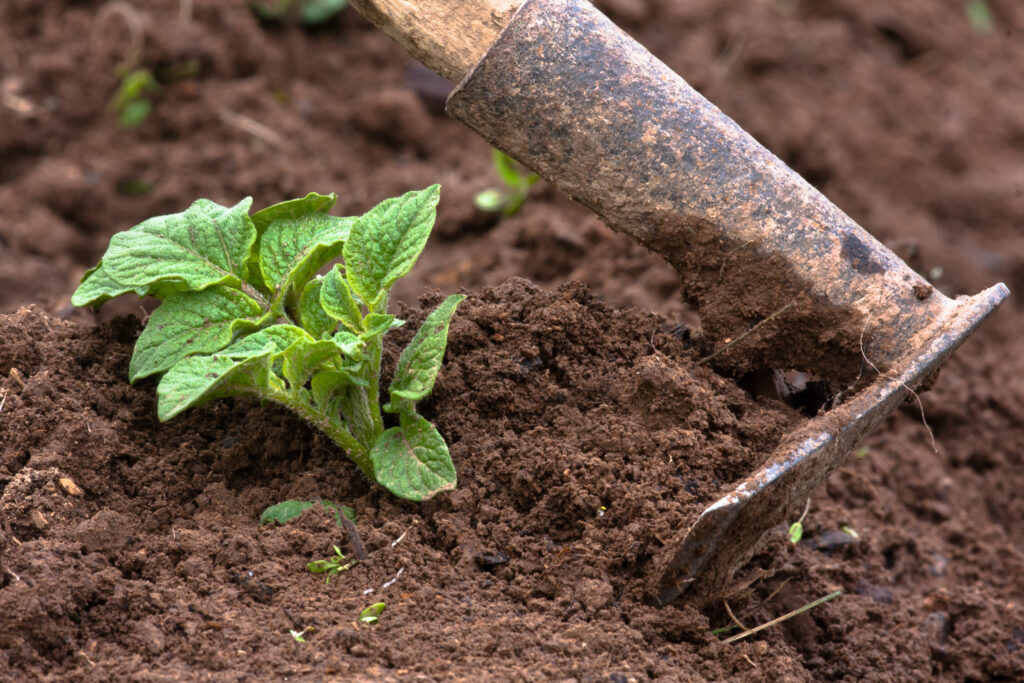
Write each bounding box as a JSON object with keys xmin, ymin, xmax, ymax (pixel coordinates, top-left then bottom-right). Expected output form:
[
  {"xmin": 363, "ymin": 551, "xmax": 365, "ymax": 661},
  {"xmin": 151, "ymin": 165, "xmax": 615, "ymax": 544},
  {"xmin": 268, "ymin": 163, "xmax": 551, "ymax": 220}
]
[{"xmin": 652, "ymin": 283, "xmax": 1007, "ymax": 604}]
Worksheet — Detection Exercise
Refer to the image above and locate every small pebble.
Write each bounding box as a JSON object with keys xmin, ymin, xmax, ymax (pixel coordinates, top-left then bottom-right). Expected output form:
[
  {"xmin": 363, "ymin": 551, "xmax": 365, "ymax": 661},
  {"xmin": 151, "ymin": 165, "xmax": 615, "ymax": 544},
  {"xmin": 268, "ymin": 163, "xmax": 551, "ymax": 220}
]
[{"xmin": 58, "ymin": 476, "xmax": 83, "ymax": 496}]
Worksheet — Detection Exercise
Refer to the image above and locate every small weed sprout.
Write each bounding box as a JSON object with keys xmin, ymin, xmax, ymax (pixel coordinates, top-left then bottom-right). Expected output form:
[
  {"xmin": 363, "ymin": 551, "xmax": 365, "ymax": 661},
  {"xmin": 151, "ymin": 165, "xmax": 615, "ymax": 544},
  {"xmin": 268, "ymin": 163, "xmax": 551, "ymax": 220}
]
[
  {"xmin": 358, "ymin": 602, "xmax": 386, "ymax": 626},
  {"xmin": 788, "ymin": 498, "xmax": 811, "ymax": 545},
  {"xmin": 290, "ymin": 626, "xmax": 314, "ymax": 642},
  {"xmin": 964, "ymin": 0, "xmax": 995, "ymax": 35},
  {"xmin": 474, "ymin": 149, "xmax": 540, "ymax": 217},
  {"xmin": 307, "ymin": 545, "xmax": 355, "ymax": 583},
  {"xmin": 110, "ymin": 67, "xmax": 158, "ymax": 128},
  {"xmin": 73, "ymin": 186, "xmax": 464, "ymax": 501}
]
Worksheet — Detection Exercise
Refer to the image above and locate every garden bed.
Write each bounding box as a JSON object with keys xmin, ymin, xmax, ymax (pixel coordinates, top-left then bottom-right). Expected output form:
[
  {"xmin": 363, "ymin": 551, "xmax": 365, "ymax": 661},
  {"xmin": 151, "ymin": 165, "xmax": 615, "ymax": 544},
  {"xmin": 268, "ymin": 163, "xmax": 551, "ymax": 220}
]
[
  {"xmin": 0, "ymin": 280, "xmax": 806, "ymax": 679},
  {"xmin": 1, "ymin": 0, "xmax": 1022, "ymax": 679}
]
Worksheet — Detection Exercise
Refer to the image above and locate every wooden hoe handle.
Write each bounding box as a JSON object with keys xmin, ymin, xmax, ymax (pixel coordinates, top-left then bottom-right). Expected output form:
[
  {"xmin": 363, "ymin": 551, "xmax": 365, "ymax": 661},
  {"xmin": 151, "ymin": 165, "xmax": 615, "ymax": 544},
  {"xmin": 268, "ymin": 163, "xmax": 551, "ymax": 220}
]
[{"xmin": 348, "ymin": 0, "xmax": 523, "ymax": 81}]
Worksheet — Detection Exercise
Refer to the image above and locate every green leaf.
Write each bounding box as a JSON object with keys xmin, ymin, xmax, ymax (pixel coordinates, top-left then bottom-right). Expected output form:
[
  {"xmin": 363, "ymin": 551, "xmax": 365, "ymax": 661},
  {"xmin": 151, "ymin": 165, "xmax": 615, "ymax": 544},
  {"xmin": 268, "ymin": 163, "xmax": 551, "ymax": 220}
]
[
  {"xmin": 370, "ymin": 412, "xmax": 456, "ymax": 501},
  {"xmin": 248, "ymin": 192, "xmax": 336, "ymax": 286},
  {"xmin": 215, "ymin": 325, "xmax": 339, "ymax": 392},
  {"xmin": 320, "ymin": 500, "xmax": 356, "ymax": 525},
  {"xmin": 251, "ymin": 192, "xmax": 337, "ymax": 235},
  {"xmin": 282, "ymin": 338, "xmax": 343, "ymax": 389},
  {"xmin": 72, "ymin": 262, "xmax": 139, "ymax": 307},
  {"xmin": 310, "ymin": 368, "xmax": 366, "ymax": 416},
  {"xmin": 788, "ymin": 522, "xmax": 804, "ymax": 545},
  {"xmin": 321, "ymin": 265, "xmax": 364, "ymax": 333},
  {"xmin": 388, "ymin": 294, "xmax": 465, "ymax": 405},
  {"xmin": 473, "ymin": 188, "xmax": 506, "ymax": 213},
  {"xmin": 358, "ymin": 602, "xmax": 386, "ymax": 626},
  {"xmin": 260, "ymin": 499, "xmax": 354, "ymax": 526},
  {"xmin": 300, "ymin": 0, "xmax": 348, "ymax": 24},
  {"xmin": 218, "ymin": 324, "xmax": 311, "ymax": 359},
  {"xmin": 157, "ymin": 351, "xmax": 277, "ymax": 421},
  {"xmin": 298, "ymin": 279, "xmax": 336, "ymax": 339},
  {"xmin": 260, "ymin": 500, "xmax": 315, "ymax": 524},
  {"xmin": 118, "ymin": 98, "xmax": 152, "ymax": 128},
  {"xmin": 129, "ymin": 286, "xmax": 263, "ymax": 382},
  {"xmin": 259, "ymin": 212, "xmax": 353, "ymax": 294},
  {"xmin": 103, "ymin": 198, "xmax": 256, "ymax": 292},
  {"xmin": 343, "ymin": 185, "xmax": 440, "ymax": 306},
  {"xmin": 332, "ymin": 329, "xmax": 364, "ymax": 360},
  {"xmin": 307, "ymin": 545, "xmax": 354, "ymax": 583},
  {"xmin": 360, "ymin": 313, "xmax": 397, "ymax": 341},
  {"xmin": 492, "ymin": 149, "xmax": 523, "ymax": 187},
  {"xmin": 965, "ymin": 0, "xmax": 995, "ymax": 34},
  {"xmin": 71, "ymin": 261, "xmax": 184, "ymax": 307}
]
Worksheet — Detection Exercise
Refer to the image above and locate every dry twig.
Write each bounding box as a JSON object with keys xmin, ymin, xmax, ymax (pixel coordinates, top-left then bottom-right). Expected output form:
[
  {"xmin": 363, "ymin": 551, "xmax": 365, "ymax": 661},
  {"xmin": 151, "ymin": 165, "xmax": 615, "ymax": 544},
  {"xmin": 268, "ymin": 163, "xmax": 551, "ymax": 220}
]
[
  {"xmin": 218, "ymin": 109, "xmax": 286, "ymax": 149},
  {"xmin": 723, "ymin": 590, "xmax": 842, "ymax": 644},
  {"xmin": 697, "ymin": 301, "xmax": 796, "ymax": 366}
]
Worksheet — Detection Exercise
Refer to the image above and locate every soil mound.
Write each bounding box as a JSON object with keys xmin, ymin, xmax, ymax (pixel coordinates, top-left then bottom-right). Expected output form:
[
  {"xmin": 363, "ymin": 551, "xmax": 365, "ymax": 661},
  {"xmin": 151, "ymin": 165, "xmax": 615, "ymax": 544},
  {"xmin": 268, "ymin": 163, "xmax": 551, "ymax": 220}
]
[{"xmin": 0, "ymin": 281, "xmax": 803, "ymax": 679}]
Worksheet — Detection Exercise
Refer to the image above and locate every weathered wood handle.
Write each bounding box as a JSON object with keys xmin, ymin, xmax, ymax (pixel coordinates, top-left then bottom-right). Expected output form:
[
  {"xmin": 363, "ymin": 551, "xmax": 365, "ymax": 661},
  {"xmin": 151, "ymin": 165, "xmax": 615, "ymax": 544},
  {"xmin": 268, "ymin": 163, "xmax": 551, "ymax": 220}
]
[{"xmin": 349, "ymin": 0, "xmax": 523, "ymax": 81}]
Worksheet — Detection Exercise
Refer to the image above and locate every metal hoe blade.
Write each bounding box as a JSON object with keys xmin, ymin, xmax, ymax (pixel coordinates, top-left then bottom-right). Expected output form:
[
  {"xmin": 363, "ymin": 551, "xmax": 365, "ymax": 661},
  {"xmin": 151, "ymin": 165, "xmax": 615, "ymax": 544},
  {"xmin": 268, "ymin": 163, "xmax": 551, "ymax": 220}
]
[{"xmin": 446, "ymin": 0, "xmax": 1009, "ymax": 602}]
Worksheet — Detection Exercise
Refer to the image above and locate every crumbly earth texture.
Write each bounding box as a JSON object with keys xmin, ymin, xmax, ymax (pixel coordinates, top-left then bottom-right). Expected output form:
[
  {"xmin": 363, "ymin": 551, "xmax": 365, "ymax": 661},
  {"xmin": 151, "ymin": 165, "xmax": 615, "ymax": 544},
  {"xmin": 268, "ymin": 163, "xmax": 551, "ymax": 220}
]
[
  {"xmin": 2, "ymin": 0, "xmax": 1023, "ymax": 680},
  {"xmin": 0, "ymin": 280, "xmax": 809, "ymax": 679}
]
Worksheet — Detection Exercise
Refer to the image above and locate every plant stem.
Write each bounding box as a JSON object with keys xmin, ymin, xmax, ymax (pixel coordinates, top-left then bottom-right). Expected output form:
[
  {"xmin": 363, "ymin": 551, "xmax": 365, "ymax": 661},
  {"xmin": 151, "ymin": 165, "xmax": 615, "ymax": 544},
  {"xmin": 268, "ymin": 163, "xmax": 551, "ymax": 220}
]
[
  {"xmin": 365, "ymin": 334, "xmax": 385, "ymax": 435},
  {"xmin": 344, "ymin": 385, "xmax": 379, "ymax": 450},
  {"xmin": 240, "ymin": 280, "xmax": 271, "ymax": 309},
  {"xmin": 364, "ymin": 295, "xmax": 389, "ymax": 436},
  {"xmin": 267, "ymin": 388, "xmax": 374, "ymax": 479}
]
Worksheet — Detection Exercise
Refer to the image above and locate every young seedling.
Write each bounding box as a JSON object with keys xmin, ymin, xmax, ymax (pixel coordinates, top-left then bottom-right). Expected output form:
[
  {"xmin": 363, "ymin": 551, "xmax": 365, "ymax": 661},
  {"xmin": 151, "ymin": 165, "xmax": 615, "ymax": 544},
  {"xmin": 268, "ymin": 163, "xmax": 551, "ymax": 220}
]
[
  {"xmin": 788, "ymin": 498, "xmax": 811, "ymax": 545},
  {"xmin": 473, "ymin": 149, "xmax": 540, "ymax": 217},
  {"xmin": 72, "ymin": 186, "xmax": 464, "ymax": 501},
  {"xmin": 290, "ymin": 626, "xmax": 315, "ymax": 642},
  {"xmin": 964, "ymin": 0, "xmax": 995, "ymax": 35},
  {"xmin": 358, "ymin": 602, "xmax": 386, "ymax": 626},
  {"xmin": 307, "ymin": 545, "xmax": 355, "ymax": 583},
  {"xmin": 109, "ymin": 67, "xmax": 159, "ymax": 128}
]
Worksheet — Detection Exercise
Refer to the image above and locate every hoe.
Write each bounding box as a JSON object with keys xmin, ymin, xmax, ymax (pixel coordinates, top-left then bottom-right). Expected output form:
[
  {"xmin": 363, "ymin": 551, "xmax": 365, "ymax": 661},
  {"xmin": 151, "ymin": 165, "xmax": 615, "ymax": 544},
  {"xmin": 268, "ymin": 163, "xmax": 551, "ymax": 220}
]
[{"xmin": 348, "ymin": 0, "xmax": 1008, "ymax": 604}]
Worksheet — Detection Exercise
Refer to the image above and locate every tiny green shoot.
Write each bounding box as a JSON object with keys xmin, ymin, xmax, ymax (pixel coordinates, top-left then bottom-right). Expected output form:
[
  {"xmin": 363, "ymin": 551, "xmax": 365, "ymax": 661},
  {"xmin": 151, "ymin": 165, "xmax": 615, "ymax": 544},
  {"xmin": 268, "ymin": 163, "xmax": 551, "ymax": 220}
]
[
  {"xmin": 855, "ymin": 447, "xmax": 870, "ymax": 460},
  {"xmin": 307, "ymin": 545, "xmax": 354, "ymax": 583},
  {"xmin": 290, "ymin": 626, "xmax": 314, "ymax": 642},
  {"xmin": 788, "ymin": 498, "xmax": 810, "ymax": 545},
  {"xmin": 840, "ymin": 525, "xmax": 859, "ymax": 539},
  {"xmin": 473, "ymin": 149, "xmax": 540, "ymax": 217},
  {"xmin": 109, "ymin": 67, "xmax": 158, "ymax": 128},
  {"xmin": 358, "ymin": 602, "xmax": 386, "ymax": 626},
  {"xmin": 72, "ymin": 186, "xmax": 464, "ymax": 501},
  {"xmin": 964, "ymin": 0, "xmax": 995, "ymax": 35}
]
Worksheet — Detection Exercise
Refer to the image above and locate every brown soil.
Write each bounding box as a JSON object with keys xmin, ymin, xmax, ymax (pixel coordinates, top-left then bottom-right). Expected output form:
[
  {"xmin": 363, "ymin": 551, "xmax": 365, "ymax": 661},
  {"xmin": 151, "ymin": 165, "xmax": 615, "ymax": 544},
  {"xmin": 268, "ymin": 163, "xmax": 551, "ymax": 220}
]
[{"xmin": 2, "ymin": 0, "xmax": 1022, "ymax": 680}]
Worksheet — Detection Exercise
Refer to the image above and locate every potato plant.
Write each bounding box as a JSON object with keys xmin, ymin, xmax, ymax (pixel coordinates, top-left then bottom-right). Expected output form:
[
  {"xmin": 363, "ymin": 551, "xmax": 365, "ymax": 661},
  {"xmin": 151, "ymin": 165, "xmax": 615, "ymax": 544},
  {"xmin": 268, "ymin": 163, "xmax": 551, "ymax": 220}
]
[{"xmin": 73, "ymin": 186, "xmax": 463, "ymax": 501}]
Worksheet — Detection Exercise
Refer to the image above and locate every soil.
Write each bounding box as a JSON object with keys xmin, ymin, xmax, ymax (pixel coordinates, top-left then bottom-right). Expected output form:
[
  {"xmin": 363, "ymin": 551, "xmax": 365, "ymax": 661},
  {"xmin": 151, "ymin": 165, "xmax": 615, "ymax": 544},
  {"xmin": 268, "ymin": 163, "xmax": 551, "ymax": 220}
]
[{"xmin": 1, "ymin": 0, "xmax": 1022, "ymax": 680}]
